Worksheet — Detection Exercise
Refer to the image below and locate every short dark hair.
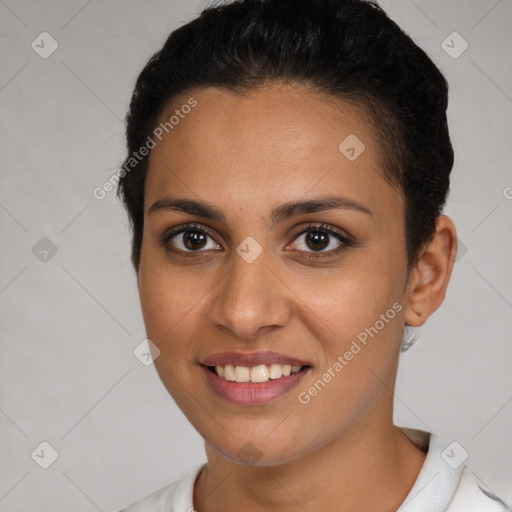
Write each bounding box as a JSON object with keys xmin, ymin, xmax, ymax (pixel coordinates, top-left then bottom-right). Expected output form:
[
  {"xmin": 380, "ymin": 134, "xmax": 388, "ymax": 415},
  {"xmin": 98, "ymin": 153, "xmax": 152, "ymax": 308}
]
[{"xmin": 117, "ymin": 0, "xmax": 453, "ymax": 272}]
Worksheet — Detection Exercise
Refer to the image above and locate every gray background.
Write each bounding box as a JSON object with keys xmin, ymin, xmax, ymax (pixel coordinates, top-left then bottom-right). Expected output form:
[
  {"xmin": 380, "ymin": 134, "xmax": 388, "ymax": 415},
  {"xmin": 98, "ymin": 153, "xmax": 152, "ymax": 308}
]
[{"xmin": 0, "ymin": 0, "xmax": 511, "ymax": 510}]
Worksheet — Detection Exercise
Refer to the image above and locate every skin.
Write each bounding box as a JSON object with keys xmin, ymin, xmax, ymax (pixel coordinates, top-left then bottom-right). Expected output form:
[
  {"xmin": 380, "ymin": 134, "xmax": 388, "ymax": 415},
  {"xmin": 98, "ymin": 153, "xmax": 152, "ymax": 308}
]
[{"xmin": 137, "ymin": 83, "xmax": 458, "ymax": 512}]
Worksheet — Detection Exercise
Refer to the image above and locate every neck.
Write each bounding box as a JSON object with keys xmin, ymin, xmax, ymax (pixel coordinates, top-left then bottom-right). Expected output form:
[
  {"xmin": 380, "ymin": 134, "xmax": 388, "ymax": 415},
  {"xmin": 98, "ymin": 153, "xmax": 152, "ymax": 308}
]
[{"xmin": 193, "ymin": 417, "xmax": 427, "ymax": 512}]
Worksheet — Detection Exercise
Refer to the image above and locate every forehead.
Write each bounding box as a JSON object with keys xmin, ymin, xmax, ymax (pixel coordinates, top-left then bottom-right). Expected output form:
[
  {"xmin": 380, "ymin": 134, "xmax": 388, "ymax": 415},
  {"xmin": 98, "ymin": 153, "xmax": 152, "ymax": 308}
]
[{"xmin": 145, "ymin": 84, "xmax": 402, "ymax": 219}]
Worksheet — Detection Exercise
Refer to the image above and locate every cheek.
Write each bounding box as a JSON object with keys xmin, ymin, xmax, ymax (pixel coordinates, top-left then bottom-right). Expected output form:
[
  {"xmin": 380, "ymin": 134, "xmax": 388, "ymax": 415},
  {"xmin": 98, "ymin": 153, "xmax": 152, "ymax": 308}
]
[
  {"xmin": 137, "ymin": 261, "xmax": 209, "ymax": 411},
  {"xmin": 290, "ymin": 255, "xmax": 403, "ymax": 343},
  {"xmin": 292, "ymin": 279, "xmax": 403, "ymax": 440},
  {"xmin": 289, "ymin": 257, "xmax": 405, "ymax": 407},
  {"xmin": 137, "ymin": 256, "xmax": 207, "ymax": 356}
]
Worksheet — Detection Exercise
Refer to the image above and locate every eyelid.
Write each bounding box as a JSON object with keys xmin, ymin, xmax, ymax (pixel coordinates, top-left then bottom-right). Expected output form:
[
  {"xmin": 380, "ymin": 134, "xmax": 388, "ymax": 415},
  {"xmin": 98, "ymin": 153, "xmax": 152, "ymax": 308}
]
[{"xmin": 291, "ymin": 222, "xmax": 353, "ymax": 245}]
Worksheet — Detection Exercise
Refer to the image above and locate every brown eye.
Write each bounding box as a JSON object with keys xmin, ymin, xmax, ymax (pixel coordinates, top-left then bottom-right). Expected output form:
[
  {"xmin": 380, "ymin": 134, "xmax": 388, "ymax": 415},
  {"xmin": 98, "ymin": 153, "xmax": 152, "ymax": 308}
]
[
  {"xmin": 160, "ymin": 224, "xmax": 221, "ymax": 253},
  {"xmin": 305, "ymin": 231, "xmax": 330, "ymax": 251},
  {"xmin": 182, "ymin": 231, "xmax": 208, "ymax": 250},
  {"xmin": 292, "ymin": 224, "xmax": 353, "ymax": 255}
]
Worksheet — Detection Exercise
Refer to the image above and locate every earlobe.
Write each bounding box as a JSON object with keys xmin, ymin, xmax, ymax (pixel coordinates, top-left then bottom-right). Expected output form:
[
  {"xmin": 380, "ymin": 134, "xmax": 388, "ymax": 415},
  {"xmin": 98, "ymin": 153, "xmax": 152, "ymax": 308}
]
[{"xmin": 404, "ymin": 215, "xmax": 458, "ymax": 327}]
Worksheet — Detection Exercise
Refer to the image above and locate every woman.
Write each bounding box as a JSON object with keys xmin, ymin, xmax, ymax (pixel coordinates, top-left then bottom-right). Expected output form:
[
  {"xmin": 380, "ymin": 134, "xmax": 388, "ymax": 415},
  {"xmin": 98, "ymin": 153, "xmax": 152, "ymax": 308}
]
[{"xmin": 116, "ymin": 0, "xmax": 510, "ymax": 510}]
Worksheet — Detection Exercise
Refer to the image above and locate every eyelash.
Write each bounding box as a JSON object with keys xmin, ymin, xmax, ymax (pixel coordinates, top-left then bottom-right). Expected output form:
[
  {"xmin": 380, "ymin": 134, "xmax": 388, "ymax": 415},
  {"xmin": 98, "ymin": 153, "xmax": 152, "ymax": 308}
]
[{"xmin": 159, "ymin": 222, "xmax": 354, "ymax": 259}]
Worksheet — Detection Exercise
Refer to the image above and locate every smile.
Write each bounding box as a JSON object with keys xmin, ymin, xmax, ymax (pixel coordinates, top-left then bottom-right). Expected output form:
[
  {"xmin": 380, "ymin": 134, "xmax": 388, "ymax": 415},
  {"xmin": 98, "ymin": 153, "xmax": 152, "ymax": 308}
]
[
  {"xmin": 200, "ymin": 351, "xmax": 312, "ymax": 405},
  {"xmin": 210, "ymin": 363, "xmax": 303, "ymax": 382}
]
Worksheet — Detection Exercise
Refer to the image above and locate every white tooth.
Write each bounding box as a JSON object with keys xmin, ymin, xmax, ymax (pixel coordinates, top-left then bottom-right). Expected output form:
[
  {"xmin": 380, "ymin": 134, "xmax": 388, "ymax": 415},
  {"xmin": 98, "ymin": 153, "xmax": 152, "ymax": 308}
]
[
  {"xmin": 291, "ymin": 365, "xmax": 301, "ymax": 374},
  {"xmin": 269, "ymin": 364, "xmax": 283, "ymax": 379},
  {"xmin": 250, "ymin": 365, "xmax": 270, "ymax": 383},
  {"xmin": 282, "ymin": 364, "xmax": 291, "ymax": 376},
  {"xmin": 216, "ymin": 365, "xmax": 225, "ymax": 378},
  {"xmin": 234, "ymin": 365, "xmax": 250, "ymax": 382},
  {"xmin": 224, "ymin": 364, "xmax": 236, "ymax": 381}
]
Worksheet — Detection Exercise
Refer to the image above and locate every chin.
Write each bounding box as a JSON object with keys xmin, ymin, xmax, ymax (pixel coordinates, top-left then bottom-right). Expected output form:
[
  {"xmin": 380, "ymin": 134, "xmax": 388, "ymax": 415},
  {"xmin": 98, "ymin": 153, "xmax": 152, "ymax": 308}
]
[{"xmin": 207, "ymin": 431, "xmax": 309, "ymax": 468}]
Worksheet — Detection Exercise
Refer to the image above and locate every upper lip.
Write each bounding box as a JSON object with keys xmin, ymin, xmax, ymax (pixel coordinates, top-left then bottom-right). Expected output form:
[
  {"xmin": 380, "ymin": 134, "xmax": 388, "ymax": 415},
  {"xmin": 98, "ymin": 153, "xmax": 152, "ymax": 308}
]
[{"xmin": 201, "ymin": 351, "xmax": 311, "ymax": 368}]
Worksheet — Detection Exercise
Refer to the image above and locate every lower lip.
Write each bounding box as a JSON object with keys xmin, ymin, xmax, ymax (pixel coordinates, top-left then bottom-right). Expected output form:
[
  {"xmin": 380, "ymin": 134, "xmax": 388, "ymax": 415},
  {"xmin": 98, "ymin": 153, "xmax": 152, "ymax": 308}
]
[{"xmin": 201, "ymin": 365, "xmax": 310, "ymax": 405}]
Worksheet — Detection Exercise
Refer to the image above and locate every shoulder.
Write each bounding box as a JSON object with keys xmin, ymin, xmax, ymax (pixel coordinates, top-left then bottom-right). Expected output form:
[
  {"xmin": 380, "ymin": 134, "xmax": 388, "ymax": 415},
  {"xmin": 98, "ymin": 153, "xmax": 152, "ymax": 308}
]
[
  {"xmin": 116, "ymin": 464, "xmax": 205, "ymax": 512},
  {"xmin": 397, "ymin": 427, "xmax": 510, "ymax": 512},
  {"xmin": 446, "ymin": 468, "xmax": 511, "ymax": 512}
]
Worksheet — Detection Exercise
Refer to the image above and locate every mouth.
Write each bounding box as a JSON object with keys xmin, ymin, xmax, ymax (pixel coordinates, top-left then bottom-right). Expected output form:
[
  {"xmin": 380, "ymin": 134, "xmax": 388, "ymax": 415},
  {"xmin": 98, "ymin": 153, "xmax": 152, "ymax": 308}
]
[{"xmin": 200, "ymin": 351, "xmax": 312, "ymax": 405}]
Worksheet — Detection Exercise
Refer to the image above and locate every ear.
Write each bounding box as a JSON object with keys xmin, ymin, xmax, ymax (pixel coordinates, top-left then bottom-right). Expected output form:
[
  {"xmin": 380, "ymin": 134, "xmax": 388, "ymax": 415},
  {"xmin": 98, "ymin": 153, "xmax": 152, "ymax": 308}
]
[{"xmin": 404, "ymin": 215, "xmax": 458, "ymax": 327}]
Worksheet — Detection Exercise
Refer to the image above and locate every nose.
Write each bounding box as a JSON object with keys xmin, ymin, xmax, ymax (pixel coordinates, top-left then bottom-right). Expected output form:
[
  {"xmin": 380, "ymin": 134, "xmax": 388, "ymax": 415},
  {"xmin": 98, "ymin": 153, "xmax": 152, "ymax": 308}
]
[{"xmin": 207, "ymin": 249, "xmax": 292, "ymax": 340}]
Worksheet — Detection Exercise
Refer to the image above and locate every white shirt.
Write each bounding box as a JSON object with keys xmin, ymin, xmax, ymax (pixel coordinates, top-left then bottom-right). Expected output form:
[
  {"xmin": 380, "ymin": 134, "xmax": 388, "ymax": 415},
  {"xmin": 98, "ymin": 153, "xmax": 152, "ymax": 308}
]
[{"xmin": 117, "ymin": 428, "xmax": 510, "ymax": 512}]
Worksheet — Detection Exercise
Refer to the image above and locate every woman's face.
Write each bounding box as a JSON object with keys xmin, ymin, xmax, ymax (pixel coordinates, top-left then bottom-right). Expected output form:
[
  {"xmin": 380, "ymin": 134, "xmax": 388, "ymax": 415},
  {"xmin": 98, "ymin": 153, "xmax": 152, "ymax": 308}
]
[{"xmin": 138, "ymin": 84, "xmax": 411, "ymax": 465}]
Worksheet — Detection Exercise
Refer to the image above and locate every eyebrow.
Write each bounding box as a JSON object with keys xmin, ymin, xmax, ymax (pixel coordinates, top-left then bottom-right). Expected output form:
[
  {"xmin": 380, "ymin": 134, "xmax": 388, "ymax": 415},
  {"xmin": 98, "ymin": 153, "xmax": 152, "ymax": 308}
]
[{"xmin": 148, "ymin": 194, "xmax": 373, "ymax": 228}]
